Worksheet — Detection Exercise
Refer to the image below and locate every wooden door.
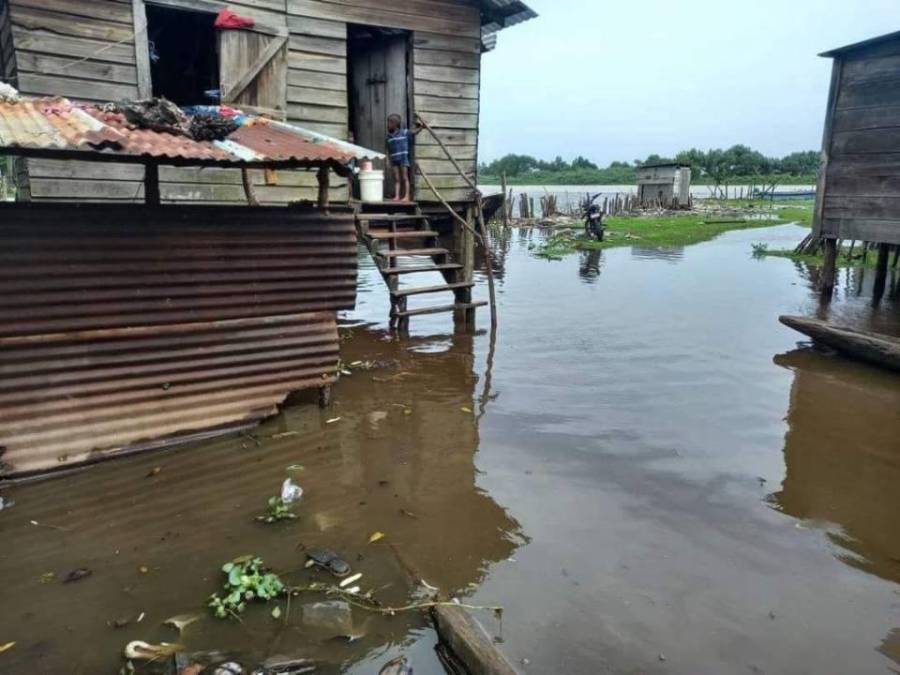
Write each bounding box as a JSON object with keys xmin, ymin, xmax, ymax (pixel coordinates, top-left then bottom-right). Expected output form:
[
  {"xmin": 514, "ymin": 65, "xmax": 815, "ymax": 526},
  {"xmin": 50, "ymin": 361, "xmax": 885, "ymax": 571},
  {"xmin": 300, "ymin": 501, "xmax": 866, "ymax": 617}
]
[
  {"xmin": 350, "ymin": 33, "xmax": 410, "ymax": 198},
  {"xmin": 219, "ymin": 25, "xmax": 288, "ymax": 119}
]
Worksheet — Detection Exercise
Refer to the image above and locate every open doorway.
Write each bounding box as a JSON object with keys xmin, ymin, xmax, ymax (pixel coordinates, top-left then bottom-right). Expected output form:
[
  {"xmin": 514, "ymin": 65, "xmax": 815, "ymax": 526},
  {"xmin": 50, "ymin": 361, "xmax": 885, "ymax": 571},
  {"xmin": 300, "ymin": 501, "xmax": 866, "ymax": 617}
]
[
  {"xmin": 146, "ymin": 4, "xmax": 219, "ymax": 105},
  {"xmin": 347, "ymin": 25, "xmax": 411, "ymax": 200}
]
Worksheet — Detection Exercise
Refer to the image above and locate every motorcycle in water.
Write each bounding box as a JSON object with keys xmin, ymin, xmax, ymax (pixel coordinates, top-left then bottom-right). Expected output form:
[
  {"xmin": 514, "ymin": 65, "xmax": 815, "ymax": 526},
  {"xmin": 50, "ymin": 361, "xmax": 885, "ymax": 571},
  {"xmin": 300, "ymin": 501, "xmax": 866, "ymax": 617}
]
[{"xmin": 582, "ymin": 193, "xmax": 605, "ymax": 241}]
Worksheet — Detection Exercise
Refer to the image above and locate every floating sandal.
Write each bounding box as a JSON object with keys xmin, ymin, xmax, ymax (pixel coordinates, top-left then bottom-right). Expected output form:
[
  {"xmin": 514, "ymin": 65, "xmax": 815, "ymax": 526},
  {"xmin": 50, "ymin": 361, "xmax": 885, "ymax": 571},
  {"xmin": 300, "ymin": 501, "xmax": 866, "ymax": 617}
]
[{"xmin": 305, "ymin": 549, "xmax": 351, "ymax": 577}]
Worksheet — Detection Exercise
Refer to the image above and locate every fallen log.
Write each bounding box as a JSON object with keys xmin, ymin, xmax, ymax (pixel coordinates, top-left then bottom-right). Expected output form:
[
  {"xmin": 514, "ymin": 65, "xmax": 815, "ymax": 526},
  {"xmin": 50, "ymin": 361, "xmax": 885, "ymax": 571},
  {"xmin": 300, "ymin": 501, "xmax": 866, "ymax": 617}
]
[
  {"xmin": 779, "ymin": 315, "xmax": 900, "ymax": 373},
  {"xmin": 431, "ymin": 604, "xmax": 519, "ymax": 675}
]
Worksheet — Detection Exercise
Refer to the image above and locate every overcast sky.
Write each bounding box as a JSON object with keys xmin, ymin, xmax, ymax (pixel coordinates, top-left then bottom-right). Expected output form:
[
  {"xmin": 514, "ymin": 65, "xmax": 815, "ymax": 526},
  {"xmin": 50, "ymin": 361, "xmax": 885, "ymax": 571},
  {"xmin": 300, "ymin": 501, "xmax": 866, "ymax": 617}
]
[{"xmin": 478, "ymin": 0, "xmax": 896, "ymax": 165}]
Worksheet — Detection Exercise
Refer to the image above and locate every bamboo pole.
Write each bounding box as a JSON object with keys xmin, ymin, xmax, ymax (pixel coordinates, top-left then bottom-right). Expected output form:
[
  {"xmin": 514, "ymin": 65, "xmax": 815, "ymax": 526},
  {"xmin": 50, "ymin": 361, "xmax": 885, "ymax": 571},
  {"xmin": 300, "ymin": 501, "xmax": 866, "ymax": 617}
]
[
  {"xmin": 241, "ymin": 168, "xmax": 259, "ymax": 206},
  {"xmin": 500, "ymin": 172, "xmax": 509, "ymax": 227}
]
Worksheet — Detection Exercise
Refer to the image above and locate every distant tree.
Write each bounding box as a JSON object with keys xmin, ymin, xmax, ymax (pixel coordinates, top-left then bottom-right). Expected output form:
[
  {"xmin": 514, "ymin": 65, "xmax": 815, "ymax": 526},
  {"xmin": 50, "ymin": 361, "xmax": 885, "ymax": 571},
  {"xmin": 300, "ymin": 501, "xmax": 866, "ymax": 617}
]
[
  {"xmin": 780, "ymin": 150, "xmax": 820, "ymax": 176},
  {"xmin": 571, "ymin": 155, "xmax": 598, "ymax": 170}
]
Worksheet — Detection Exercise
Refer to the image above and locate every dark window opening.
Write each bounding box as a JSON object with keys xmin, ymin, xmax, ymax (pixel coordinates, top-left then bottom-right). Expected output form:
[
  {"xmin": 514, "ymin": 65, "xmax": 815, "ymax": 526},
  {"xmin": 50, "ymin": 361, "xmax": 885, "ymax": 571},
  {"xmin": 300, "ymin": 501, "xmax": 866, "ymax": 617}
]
[{"xmin": 146, "ymin": 5, "xmax": 218, "ymax": 105}]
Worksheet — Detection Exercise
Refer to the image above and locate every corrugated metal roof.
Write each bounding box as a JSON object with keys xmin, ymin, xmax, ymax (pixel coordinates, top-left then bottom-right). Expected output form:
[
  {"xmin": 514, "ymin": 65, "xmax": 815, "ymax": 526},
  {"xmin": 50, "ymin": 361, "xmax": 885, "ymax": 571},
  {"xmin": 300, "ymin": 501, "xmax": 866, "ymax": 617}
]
[
  {"xmin": 819, "ymin": 30, "xmax": 900, "ymax": 58},
  {"xmin": 481, "ymin": 0, "xmax": 537, "ymax": 51},
  {"xmin": 0, "ymin": 97, "xmax": 383, "ymax": 168}
]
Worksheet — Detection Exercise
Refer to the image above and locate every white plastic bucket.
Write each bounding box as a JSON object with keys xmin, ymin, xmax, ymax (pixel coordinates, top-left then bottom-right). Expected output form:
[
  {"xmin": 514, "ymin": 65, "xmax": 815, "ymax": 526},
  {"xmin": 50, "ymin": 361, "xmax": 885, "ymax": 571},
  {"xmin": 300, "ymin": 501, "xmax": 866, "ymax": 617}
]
[{"xmin": 359, "ymin": 169, "xmax": 384, "ymax": 202}]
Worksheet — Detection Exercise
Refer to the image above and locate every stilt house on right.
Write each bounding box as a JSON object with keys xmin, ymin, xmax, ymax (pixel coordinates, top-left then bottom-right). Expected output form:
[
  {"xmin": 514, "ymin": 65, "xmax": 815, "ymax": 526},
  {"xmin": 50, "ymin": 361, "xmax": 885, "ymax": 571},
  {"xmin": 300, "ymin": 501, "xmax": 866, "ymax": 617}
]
[{"xmin": 814, "ymin": 31, "xmax": 900, "ymax": 290}]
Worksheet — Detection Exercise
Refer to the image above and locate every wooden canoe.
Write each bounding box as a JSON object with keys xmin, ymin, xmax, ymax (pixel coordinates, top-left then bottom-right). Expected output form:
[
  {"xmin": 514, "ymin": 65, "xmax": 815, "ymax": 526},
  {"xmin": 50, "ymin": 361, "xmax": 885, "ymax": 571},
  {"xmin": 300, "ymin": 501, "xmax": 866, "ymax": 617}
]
[{"xmin": 779, "ymin": 315, "xmax": 900, "ymax": 373}]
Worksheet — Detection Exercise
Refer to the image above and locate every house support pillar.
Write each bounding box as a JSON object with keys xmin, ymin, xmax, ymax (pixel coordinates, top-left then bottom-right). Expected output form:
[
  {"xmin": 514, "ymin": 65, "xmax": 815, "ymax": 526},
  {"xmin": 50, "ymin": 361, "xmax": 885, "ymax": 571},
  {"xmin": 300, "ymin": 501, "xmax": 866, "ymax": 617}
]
[
  {"xmin": 453, "ymin": 204, "xmax": 476, "ymax": 331},
  {"xmin": 317, "ymin": 166, "xmax": 330, "ymax": 214},
  {"xmin": 873, "ymin": 243, "xmax": 890, "ymax": 304},
  {"xmin": 820, "ymin": 237, "xmax": 837, "ymax": 299}
]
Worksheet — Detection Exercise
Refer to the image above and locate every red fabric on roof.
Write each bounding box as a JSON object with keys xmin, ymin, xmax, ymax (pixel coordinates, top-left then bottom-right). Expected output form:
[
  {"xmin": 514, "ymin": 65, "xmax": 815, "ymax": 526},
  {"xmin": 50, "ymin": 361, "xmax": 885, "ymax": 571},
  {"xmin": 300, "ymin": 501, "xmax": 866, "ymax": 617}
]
[{"xmin": 214, "ymin": 9, "xmax": 255, "ymax": 29}]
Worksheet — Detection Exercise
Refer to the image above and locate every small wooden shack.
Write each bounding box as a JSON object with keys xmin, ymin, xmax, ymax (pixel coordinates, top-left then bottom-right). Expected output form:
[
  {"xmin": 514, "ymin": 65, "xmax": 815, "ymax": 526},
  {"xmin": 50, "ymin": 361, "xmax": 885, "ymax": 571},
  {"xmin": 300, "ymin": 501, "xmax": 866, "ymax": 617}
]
[
  {"xmin": 0, "ymin": 97, "xmax": 375, "ymax": 478},
  {"xmin": 636, "ymin": 161, "xmax": 691, "ymax": 208},
  {"xmin": 0, "ymin": 0, "xmax": 535, "ymax": 206},
  {"xmin": 814, "ymin": 31, "xmax": 900, "ymax": 296}
]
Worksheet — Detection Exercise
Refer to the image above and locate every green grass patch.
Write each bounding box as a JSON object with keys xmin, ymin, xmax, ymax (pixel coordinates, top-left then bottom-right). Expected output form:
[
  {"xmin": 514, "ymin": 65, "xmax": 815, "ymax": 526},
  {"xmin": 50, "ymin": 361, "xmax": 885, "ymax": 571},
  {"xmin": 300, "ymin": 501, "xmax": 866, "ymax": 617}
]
[
  {"xmin": 533, "ymin": 200, "xmax": 814, "ymax": 259},
  {"xmin": 753, "ymin": 243, "xmax": 884, "ymax": 269}
]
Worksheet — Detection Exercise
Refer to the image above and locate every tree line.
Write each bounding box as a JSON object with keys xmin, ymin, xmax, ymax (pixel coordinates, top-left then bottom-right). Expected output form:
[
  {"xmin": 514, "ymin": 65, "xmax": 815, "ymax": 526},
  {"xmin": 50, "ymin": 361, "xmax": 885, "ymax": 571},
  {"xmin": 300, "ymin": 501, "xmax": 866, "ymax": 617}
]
[{"xmin": 479, "ymin": 146, "xmax": 820, "ymax": 186}]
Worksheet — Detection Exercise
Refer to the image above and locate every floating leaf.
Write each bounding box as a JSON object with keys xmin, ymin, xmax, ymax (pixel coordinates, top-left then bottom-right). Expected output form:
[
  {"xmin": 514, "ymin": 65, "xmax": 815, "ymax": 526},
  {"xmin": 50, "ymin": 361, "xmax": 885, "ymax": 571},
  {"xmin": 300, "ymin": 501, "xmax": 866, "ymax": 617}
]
[
  {"xmin": 0, "ymin": 642, "xmax": 14, "ymax": 654},
  {"xmin": 368, "ymin": 531, "xmax": 385, "ymax": 544},
  {"xmin": 271, "ymin": 606, "xmax": 282, "ymax": 620}
]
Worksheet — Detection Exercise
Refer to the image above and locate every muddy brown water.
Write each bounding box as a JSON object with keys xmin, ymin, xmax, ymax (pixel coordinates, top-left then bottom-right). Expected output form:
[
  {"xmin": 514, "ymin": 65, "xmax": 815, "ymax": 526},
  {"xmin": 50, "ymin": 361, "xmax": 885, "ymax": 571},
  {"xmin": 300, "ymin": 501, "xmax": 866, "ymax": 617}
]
[{"xmin": 1, "ymin": 223, "xmax": 900, "ymax": 674}]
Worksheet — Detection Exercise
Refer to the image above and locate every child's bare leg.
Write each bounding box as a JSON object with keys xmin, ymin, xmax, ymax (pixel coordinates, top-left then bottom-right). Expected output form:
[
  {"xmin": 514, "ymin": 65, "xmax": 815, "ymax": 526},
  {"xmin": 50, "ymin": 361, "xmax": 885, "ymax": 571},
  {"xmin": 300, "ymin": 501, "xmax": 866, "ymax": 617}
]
[
  {"xmin": 392, "ymin": 167, "xmax": 402, "ymax": 201},
  {"xmin": 400, "ymin": 167, "xmax": 411, "ymax": 202}
]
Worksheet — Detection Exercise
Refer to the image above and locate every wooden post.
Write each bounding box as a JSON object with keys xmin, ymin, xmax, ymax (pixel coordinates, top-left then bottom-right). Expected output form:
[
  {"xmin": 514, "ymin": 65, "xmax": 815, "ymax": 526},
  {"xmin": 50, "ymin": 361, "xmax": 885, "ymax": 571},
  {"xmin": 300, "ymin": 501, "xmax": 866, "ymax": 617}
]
[
  {"xmin": 316, "ymin": 165, "xmax": 329, "ymax": 213},
  {"xmin": 318, "ymin": 384, "xmax": 332, "ymax": 408},
  {"xmin": 873, "ymin": 243, "xmax": 890, "ymax": 303},
  {"xmin": 500, "ymin": 173, "xmax": 509, "ymax": 227},
  {"xmin": 453, "ymin": 204, "xmax": 476, "ymax": 330},
  {"xmin": 821, "ymin": 237, "xmax": 838, "ymax": 298},
  {"xmin": 241, "ymin": 168, "xmax": 260, "ymax": 206},
  {"xmin": 144, "ymin": 163, "xmax": 160, "ymax": 205}
]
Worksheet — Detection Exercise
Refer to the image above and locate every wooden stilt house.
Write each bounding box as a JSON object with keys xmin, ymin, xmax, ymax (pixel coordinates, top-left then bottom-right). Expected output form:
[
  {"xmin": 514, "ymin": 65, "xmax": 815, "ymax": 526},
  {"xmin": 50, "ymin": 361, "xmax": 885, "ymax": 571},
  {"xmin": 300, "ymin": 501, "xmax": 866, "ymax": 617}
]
[
  {"xmin": 0, "ymin": 0, "xmax": 536, "ymax": 205},
  {"xmin": 814, "ymin": 31, "xmax": 900, "ymax": 298}
]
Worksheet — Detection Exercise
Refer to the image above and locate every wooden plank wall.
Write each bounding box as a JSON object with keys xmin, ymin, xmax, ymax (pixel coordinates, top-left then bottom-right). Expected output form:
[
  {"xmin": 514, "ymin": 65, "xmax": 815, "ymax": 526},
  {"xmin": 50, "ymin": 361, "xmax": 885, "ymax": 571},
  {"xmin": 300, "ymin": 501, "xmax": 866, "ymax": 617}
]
[
  {"xmin": 821, "ymin": 40, "xmax": 900, "ymax": 245},
  {"xmin": 7, "ymin": 0, "xmax": 483, "ymax": 204},
  {"xmin": 0, "ymin": 0, "xmax": 17, "ymax": 86},
  {"xmin": 6, "ymin": 0, "xmax": 345, "ymax": 203}
]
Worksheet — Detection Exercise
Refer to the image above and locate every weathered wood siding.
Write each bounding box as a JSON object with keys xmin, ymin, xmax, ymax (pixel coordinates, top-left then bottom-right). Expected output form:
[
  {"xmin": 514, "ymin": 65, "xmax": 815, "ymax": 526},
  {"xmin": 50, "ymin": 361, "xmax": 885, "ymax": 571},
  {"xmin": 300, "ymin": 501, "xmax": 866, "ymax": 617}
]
[
  {"xmin": 6, "ymin": 0, "xmax": 483, "ymax": 204},
  {"xmin": 286, "ymin": 0, "xmax": 483, "ymax": 203},
  {"xmin": 817, "ymin": 39, "xmax": 900, "ymax": 245},
  {"xmin": 0, "ymin": 0, "xmax": 17, "ymax": 86}
]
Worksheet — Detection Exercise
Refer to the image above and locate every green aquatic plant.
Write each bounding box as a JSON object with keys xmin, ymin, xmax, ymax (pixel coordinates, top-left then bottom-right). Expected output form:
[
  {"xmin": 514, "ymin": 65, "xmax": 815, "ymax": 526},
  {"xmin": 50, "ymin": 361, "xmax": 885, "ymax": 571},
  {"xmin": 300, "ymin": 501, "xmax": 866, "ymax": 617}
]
[
  {"xmin": 751, "ymin": 242, "xmax": 769, "ymax": 258},
  {"xmin": 256, "ymin": 495, "xmax": 297, "ymax": 524},
  {"xmin": 208, "ymin": 556, "xmax": 285, "ymax": 620}
]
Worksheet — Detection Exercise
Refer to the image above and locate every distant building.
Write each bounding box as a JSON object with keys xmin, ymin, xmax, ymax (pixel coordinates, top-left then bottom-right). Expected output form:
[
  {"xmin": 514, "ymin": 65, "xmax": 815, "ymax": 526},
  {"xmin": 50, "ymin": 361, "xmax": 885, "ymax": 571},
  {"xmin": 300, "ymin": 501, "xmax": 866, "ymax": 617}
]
[
  {"xmin": 814, "ymin": 30, "xmax": 900, "ymax": 295},
  {"xmin": 636, "ymin": 161, "xmax": 691, "ymax": 208}
]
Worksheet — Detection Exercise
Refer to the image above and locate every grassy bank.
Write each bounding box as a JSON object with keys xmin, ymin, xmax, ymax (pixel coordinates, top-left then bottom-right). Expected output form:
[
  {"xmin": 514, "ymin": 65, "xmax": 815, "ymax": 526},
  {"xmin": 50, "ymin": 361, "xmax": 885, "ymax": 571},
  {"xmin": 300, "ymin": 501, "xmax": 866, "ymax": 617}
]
[
  {"xmin": 534, "ymin": 200, "xmax": 814, "ymax": 259},
  {"xmin": 754, "ymin": 243, "xmax": 886, "ymax": 269}
]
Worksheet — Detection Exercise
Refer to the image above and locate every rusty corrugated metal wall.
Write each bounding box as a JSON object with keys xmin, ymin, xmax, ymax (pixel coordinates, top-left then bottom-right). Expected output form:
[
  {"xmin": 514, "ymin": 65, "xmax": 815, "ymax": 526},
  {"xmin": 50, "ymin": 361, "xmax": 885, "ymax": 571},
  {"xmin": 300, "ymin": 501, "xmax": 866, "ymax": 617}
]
[{"xmin": 0, "ymin": 203, "xmax": 357, "ymax": 477}]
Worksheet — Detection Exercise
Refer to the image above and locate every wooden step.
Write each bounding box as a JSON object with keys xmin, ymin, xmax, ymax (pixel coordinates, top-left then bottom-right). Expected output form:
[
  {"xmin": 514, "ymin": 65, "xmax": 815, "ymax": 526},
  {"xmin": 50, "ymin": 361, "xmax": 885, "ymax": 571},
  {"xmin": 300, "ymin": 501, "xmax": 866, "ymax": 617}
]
[
  {"xmin": 368, "ymin": 230, "xmax": 439, "ymax": 240},
  {"xmin": 394, "ymin": 301, "xmax": 488, "ymax": 318},
  {"xmin": 391, "ymin": 281, "xmax": 475, "ymax": 298},
  {"xmin": 378, "ymin": 247, "xmax": 448, "ymax": 258},
  {"xmin": 359, "ymin": 214, "xmax": 428, "ymax": 222},
  {"xmin": 356, "ymin": 200, "xmax": 419, "ymax": 212},
  {"xmin": 380, "ymin": 263, "xmax": 462, "ymax": 275}
]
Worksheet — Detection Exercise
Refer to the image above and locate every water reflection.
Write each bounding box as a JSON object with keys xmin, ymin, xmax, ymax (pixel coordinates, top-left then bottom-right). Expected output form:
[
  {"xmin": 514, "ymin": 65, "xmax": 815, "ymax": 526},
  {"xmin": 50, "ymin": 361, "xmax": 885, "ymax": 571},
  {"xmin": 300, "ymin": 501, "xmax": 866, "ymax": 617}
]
[
  {"xmin": 0, "ymin": 326, "xmax": 524, "ymax": 674},
  {"xmin": 770, "ymin": 348, "xmax": 900, "ymax": 583},
  {"xmin": 629, "ymin": 245, "xmax": 685, "ymax": 263},
  {"xmin": 578, "ymin": 248, "xmax": 604, "ymax": 282}
]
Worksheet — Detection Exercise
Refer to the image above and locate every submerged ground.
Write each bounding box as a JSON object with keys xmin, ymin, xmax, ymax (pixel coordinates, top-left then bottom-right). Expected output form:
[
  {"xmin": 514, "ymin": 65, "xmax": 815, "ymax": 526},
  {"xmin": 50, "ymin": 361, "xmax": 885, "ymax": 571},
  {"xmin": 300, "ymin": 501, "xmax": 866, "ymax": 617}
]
[{"xmin": 1, "ymin": 222, "xmax": 899, "ymax": 674}]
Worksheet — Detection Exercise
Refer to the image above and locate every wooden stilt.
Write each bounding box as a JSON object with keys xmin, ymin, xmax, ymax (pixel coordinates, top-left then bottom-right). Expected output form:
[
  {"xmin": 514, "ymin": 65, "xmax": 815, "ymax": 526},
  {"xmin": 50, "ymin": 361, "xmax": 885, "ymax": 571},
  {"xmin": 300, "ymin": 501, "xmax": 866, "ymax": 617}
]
[
  {"xmin": 873, "ymin": 243, "xmax": 890, "ymax": 303},
  {"xmin": 318, "ymin": 384, "xmax": 332, "ymax": 408},
  {"xmin": 317, "ymin": 165, "xmax": 330, "ymax": 214},
  {"xmin": 241, "ymin": 168, "xmax": 260, "ymax": 206},
  {"xmin": 821, "ymin": 237, "xmax": 838, "ymax": 298},
  {"xmin": 500, "ymin": 173, "xmax": 509, "ymax": 227},
  {"xmin": 144, "ymin": 163, "xmax": 160, "ymax": 205}
]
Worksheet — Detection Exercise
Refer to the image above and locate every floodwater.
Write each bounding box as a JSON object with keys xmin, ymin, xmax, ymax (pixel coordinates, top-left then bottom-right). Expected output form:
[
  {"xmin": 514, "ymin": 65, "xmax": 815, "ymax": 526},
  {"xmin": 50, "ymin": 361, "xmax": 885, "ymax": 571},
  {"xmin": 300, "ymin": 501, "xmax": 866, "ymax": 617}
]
[{"xmin": 2, "ymin": 223, "xmax": 900, "ymax": 674}]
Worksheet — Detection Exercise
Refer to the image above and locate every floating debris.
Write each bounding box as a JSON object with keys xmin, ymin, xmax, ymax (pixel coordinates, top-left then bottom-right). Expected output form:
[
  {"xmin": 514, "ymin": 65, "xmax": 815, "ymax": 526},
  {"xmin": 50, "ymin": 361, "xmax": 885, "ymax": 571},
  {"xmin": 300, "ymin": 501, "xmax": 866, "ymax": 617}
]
[
  {"xmin": 164, "ymin": 613, "xmax": 201, "ymax": 634},
  {"xmin": 0, "ymin": 642, "xmax": 15, "ymax": 655},
  {"xmin": 63, "ymin": 567, "xmax": 92, "ymax": 584},
  {"xmin": 302, "ymin": 601, "xmax": 352, "ymax": 635},
  {"xmin": 325, "ymin": 417, "xmax": 342, "ymax": 425},
  {"xmin": 378, "ymin": 656, "xmax": 413, "ymax": 675},
  {"xmin": 339, "ymin": 573, "xmax": 363, "ymax": 588},
  {"xmin": 281, "ymin": 478, "xmax": 304, "ymax": 505},
  {"xmin": 123, "ymin": 641, "xmax": 183, "ymax": 660},
  {"xmin": 305, "ymin": 550, "xmax": 350, "ymax": 577},
  {"xmin": 368, "ymin": 531, "xmax": 385, "ymax": 544}
]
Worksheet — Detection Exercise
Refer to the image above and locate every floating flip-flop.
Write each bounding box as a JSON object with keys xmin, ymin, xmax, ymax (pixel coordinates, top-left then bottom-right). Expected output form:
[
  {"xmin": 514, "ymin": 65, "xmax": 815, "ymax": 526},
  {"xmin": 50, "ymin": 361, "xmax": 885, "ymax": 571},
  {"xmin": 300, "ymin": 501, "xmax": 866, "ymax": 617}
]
[{"xmin": 305, "ymin": 549, "xmax": 351, "ymax": 577}]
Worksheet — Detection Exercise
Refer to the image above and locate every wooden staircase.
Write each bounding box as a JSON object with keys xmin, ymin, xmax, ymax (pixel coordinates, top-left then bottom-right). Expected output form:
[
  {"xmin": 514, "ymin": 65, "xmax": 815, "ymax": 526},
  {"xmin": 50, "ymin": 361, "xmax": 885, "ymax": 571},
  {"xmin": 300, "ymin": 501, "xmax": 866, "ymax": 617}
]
[{"xmin": 355, "ymin": 201, "xmax": 487, "ymax": 328}]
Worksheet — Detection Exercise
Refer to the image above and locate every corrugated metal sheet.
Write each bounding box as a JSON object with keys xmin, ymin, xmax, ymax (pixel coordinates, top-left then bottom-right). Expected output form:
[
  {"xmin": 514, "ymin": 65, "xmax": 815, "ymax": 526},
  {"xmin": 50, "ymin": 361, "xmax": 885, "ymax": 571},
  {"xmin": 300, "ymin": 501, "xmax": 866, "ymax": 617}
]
[
  {"xmin": 481, "ymin": 0, "xmax": 537, "ymax": 51},
  {"xmin": 0, "ymin": 203, "xmax": 357, "ymax": 477},
  {"xmin": 0, "ymin": 97, "xmax": 383, "ymax": 167}
]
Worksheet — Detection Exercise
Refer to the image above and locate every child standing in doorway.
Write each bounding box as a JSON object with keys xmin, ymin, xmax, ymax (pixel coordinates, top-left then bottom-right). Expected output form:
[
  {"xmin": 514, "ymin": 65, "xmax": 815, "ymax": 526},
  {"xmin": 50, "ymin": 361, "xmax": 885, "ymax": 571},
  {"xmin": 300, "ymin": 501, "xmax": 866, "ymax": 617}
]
[{"xmin": 386, "ymin": 114, "xmax": 412, "ymax": 202}]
